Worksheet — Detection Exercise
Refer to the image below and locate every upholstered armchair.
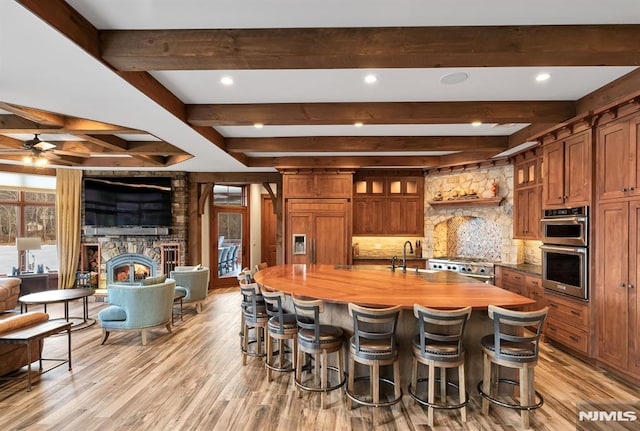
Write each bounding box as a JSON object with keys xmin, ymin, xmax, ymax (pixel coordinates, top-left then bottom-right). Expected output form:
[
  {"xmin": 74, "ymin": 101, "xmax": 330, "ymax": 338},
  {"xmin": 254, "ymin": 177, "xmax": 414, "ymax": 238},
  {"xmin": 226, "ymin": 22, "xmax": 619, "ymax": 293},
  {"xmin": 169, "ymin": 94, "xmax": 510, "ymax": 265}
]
[
  {"xmin": 98, "ymin": 278, "xmax": 176, "ymax": 345},
  {"xmin": 170, "ymin": 267, "xmax": 209, "ymax": 313},
  {"xmin": 0, "ymin": 277, "xmax": 21, "ymax": 313}
]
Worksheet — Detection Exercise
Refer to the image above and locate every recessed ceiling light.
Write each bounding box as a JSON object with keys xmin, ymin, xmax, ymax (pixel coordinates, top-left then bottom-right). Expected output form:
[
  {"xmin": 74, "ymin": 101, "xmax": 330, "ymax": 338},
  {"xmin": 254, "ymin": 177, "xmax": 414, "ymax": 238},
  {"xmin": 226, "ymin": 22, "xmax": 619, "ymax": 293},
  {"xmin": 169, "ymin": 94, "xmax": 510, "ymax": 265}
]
[
  {"xmin": 471, "ymin": 121, "xmax": 482, "ymax": 127},
  {"xmin": 253, "ymin": 123, "xmax": 264, "ymax": 129},
  {"xmin": 535, "ymin": 73, "xmax": 551, "ymax": 82},
  {"xmin": 440, "ymin": 72, "xmax": 469, "ymax": 85},
  {"xmin": 364, "ymin": 74, "xmax": 377, "ymax": 84},
  {"xmin": 220, "ymin": 76, "xmax": 234, "ymax": 86},
  {"xmin": 354, "ymin": 122, "xmax": 364, "ymax": 127}
]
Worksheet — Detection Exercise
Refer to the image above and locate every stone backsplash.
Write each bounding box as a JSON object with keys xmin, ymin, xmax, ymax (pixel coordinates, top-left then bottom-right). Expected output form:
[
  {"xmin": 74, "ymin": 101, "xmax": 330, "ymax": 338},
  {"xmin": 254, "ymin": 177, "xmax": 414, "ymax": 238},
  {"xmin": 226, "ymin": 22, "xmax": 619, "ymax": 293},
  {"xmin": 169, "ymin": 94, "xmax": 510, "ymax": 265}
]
[
  {"xmin": 423, "ymin": 165, "xmax": 520, "ymax": 264},
  {"xmin": 523, "ymin": 240, "xmax": 542, "ymax": 265},
  {"xmin": 353, "ymin": 236, "xmax": 424, "ymax": 259}
]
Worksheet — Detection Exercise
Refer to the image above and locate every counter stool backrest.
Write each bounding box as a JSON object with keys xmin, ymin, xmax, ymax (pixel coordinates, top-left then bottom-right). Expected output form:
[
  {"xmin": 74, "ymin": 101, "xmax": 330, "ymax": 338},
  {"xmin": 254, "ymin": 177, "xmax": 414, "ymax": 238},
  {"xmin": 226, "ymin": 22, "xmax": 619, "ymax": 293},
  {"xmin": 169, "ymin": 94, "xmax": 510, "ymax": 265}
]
[
  {"xmin": 348, "ymin": 303, "xmax": 402, "ymax": 356},
  {"xmin": 487, "ymin": 305, "xmax": 548, "ymax": 363},
  {"xmin": 413, "ymin": 304, "xmax": 472, "ymax": 360},
  {"xmin": 240, "ymin": 283, "xmax": 264, "ymax": 320},
  {"xmin": 262, "ymin": 290, "xmax": 289, "ymax": 335},
  {"xmin": 291, "ymin": 296, "xmax": 324, "ymax": 346}
]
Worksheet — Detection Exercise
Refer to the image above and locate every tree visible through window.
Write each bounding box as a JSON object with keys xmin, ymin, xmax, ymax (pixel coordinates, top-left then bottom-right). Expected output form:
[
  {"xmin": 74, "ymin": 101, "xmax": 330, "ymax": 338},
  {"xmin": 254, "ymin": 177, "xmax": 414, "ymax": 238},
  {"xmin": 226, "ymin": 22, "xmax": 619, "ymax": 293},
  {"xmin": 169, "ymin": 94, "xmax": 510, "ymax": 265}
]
[{"xmin": 0, "ymin": 190, "xmax": 57, "ymax": 275}]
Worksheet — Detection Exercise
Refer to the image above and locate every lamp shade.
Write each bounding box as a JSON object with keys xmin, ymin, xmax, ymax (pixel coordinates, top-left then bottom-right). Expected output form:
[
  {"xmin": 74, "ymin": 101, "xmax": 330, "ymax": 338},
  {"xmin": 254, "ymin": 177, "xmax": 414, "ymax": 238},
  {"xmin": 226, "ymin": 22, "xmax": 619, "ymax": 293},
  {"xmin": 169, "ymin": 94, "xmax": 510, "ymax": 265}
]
[{"xmin": 16, "ymin": 237, "xmax": 41, "ymax": 251}]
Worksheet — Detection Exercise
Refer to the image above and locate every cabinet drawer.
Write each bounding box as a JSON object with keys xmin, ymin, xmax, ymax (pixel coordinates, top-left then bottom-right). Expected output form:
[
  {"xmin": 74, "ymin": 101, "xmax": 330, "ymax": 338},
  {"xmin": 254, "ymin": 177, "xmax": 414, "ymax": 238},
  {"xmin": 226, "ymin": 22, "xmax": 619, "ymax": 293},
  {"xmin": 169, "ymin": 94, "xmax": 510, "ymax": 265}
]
[
  {"xmin": 502, "ymin": 269, "xmax": 525, "ymax": 284},
  {"xmin": 502, "ymin": 282, "xmax": 525, "ymax": 296},
  {"xmin": 546, "ymin": 293, "xmax": 589, "ymax": 330},
  {"xmin": 525, "ymin": 275, "xmax": 542, "ymax": 291},
  {"xmin": 545, "ymin": 317, "xmax": 589, "ymax": 354}
]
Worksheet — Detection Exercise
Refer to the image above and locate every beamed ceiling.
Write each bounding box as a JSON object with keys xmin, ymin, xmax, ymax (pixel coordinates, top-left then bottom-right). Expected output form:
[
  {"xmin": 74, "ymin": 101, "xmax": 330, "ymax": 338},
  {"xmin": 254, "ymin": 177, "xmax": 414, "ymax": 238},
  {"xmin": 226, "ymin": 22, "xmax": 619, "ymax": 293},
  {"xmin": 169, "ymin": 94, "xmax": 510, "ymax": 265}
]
[{"xmin": 1, "ymin": 0, "xmax": 639, "ymax": 171}]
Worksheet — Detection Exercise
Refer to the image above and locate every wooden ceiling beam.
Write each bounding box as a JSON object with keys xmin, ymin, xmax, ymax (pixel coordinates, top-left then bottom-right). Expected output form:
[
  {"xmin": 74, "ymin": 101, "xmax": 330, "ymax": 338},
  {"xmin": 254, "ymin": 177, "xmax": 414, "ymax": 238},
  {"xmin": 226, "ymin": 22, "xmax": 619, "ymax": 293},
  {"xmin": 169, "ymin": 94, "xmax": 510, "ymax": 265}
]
[
  {"xmin": 0, "ymin": 103, "xmax": 66, "ymax": 127},
  {"xmin": 246, "ymin": 155, "xmax": 441, "ymax": 168},
  {"xmin": 100, "ymin": 25, "xmax": 640, "ymax": 71},
  {"xmin": 76, "ymin": 134, "xmax": 129, "ymax": 151},
  {"xmin": 189, "ymin": 172, "xmax": 281, "ymax": 184},
  {"xmin": 0, "ymin": 135, "xmax": 27, "ymax": 150},
  {"xmin": 226, "ymin": 136, "xmax": 508, "ymax": 153},
  {"xmin": 188, "ymin": 101, "xmax": 575, "ymax": 126}
]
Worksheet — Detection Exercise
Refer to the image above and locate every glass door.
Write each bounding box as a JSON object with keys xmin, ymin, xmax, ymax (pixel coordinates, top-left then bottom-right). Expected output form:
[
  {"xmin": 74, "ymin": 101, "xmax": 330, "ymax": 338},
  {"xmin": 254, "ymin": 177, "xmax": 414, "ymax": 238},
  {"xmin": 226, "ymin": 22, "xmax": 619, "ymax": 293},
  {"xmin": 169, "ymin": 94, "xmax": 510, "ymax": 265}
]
[{"xmin": 212, "ymin": 205, "xmax": 248, "ymax": 287}]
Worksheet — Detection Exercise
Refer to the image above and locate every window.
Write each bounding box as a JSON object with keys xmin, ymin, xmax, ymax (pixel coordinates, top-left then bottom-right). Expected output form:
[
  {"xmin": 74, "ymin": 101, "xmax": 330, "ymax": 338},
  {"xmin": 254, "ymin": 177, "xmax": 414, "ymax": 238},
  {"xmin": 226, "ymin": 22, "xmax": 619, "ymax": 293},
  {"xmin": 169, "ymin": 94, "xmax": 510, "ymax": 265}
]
[
  {"xmin": 213, "ymin": 185, "xmax": 246, "ymax": 206},
  {"xmin": 0, "ymin": 176, "xmax": 57, "ymax": 275}
]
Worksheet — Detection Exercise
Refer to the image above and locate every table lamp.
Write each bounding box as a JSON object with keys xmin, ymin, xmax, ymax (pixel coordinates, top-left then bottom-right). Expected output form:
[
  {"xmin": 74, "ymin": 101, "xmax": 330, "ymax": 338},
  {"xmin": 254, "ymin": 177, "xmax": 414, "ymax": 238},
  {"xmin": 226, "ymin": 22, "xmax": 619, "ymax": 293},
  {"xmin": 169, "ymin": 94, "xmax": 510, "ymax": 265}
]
[{"xmin": 16, "ymin": 237, "xmax": 41, "ymax": 273}]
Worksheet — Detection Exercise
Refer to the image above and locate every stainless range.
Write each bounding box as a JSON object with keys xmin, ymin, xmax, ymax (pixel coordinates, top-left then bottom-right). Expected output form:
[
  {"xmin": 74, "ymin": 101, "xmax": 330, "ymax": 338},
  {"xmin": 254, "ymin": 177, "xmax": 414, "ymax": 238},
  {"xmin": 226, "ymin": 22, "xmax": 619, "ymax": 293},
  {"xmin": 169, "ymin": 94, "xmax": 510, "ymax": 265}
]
[{"xmin": 427, "ymin": 257, "xmax": 496, "ymax": 284}]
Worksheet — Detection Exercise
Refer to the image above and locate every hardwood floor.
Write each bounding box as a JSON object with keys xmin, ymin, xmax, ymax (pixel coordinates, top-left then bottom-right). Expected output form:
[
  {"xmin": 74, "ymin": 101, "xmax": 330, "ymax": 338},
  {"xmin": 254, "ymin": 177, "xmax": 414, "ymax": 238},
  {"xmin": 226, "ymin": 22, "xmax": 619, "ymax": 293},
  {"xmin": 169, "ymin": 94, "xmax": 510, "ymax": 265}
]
[{"xmin": 0, "ymin": 288, "xmax": 638, "ymax": 430}]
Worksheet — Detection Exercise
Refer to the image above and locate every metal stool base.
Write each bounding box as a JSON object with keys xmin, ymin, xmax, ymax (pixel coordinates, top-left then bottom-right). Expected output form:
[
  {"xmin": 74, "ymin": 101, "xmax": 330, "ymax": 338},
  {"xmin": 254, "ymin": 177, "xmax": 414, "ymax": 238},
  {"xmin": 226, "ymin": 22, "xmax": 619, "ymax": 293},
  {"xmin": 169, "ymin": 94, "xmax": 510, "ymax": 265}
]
[
  {"xmin": 477, "ymin": 378, "xmax": 544, "ymax": 411},
  {"xmin": 408, "ymin": 377, "xmax": 469, "ymax": 410},
  {"xmin": 265, "ymin": 347, "xmax": 295, "ymax": 373}
]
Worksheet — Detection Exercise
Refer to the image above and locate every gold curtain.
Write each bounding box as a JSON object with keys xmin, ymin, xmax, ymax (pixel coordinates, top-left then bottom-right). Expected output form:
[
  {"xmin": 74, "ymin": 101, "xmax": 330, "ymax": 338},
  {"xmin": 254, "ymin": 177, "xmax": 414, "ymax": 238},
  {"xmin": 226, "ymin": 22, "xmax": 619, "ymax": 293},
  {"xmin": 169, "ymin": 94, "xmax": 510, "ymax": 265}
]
[{"xmin": 55, "ymin": 169, "xmax": 82, "ymax": 289}]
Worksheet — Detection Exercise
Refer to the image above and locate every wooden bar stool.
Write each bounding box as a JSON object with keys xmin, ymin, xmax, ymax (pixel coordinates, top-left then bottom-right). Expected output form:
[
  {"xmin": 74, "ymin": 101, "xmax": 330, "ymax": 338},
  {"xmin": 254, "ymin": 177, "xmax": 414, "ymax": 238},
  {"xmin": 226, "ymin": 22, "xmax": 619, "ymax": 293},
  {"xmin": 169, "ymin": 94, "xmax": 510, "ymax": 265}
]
[
  {"xmin": 262, "ymin": 290, "xmax": 298, "ymax": 381},
  {"xmin": 478, "ymin": 305, "xmax": 548, "ymax": 429},
  {"xmin": 240, "ymin": 283, "xmax": 268, "ymax": 365},
  {"xmin": 292, "ymin": 296, "xmax": 345, "ymax": 409},
  {"xmin": 408, "ymin": 304, "xmax": 472, "ymax": 427},
  {"xmin": 346, "ymin": 303, "xmax": 403, "ymax": 409}
]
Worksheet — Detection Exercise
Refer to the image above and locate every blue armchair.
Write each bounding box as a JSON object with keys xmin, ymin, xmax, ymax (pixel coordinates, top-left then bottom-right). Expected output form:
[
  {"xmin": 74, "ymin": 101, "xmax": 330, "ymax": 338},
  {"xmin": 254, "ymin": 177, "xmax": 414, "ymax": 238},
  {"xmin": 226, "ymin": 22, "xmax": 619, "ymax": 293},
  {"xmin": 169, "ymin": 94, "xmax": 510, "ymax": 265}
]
[
  {"xmin": 170, "ymin": 267, "xmax": 209, "ymax": 314},
  {"xmin": 98, "ymin": 279, "xmax": 176, "ymax": 345}
]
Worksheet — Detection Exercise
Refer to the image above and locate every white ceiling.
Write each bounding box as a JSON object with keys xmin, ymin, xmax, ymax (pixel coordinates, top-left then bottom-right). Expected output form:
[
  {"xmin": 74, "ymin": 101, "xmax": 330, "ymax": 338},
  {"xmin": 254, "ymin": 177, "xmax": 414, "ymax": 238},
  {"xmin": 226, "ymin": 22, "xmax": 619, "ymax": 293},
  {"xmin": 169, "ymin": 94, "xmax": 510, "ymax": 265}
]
[{"xmin": 1, "ymin": 1, "xmax": 639, "ymax": 171}]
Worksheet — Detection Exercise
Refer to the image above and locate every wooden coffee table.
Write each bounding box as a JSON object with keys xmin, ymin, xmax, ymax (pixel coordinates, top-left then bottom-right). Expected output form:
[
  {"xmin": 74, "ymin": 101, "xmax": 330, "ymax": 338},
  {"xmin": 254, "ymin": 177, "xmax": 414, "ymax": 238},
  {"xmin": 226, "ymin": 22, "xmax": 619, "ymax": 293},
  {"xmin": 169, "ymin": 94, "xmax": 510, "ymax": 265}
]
[{"xmin": 19, "ymin": 288, "xmax": 96, "ymax": 329}]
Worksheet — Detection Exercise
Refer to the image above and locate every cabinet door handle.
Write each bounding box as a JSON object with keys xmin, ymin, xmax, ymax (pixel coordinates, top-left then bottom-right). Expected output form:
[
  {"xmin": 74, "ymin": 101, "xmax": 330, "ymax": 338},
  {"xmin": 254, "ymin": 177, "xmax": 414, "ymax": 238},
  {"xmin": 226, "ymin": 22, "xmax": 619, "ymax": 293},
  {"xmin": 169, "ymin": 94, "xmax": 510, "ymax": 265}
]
[
  {"xmin": 569, "ymin": 335, "xmax": 579, "ymax": 342},
  {"xmin": 620, "ymin": 283, "xmax": 627, "ymax": 287},
  {"xmin": 563, "ymin": 195, "xmax": 568, "ymax": 200},
  {"xmin": 570, "ymin": 310, "xmax": 581, "ymax": 316},
  {"xmin": 629, "ymin": 186, "xmax": 635, "ymax": 191},
  {"xmin": 549, "ymin": 303, "xmax": 558, "ymax": 308},
  {"xmin": 622, "ymin": 188, "xmax": 628, "ymax": 192},
  {"xmin": 629, "ymin": 284, "xmax": 635, "ymax": 289}
]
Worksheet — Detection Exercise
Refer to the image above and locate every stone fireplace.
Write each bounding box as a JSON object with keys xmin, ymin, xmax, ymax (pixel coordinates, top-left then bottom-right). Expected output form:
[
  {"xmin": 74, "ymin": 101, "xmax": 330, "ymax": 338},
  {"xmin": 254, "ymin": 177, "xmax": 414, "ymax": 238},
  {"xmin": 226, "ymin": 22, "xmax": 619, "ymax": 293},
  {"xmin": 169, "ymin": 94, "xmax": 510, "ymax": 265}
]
[
  {"xmin": 106, "ymin": 253, "xmax": 157, "ymax": 284},
  {"xmin": 80, "ymin": 171, "xmax": 189, "ymax": 289}
]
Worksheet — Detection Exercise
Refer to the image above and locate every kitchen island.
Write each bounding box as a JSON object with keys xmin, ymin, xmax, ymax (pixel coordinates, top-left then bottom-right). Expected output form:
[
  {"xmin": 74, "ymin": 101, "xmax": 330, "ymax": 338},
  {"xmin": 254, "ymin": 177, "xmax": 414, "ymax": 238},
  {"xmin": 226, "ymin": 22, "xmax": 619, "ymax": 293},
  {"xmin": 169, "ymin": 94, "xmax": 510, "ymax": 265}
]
[{"xmin": 254, "ymin": 264, "xmax": 535, "ymax": 395}]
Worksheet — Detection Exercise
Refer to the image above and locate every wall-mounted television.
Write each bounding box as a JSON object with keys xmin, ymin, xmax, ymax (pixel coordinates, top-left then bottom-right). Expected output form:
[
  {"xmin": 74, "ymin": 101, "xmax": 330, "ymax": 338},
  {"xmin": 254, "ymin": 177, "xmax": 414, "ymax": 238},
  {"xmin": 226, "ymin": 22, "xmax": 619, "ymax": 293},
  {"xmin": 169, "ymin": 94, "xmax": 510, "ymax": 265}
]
[{"xmin": 83, "ymin": 177, "xmax": 173, "ymax": 227}]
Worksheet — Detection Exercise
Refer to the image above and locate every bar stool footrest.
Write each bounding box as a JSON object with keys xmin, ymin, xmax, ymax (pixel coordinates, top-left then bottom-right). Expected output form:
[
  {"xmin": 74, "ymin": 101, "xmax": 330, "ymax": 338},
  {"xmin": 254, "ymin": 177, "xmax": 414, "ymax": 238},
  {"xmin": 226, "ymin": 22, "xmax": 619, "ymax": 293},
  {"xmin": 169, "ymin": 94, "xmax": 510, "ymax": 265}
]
[
  {"xmin": 295, "ymin": 365, "xmax": 345, "ymax": 393},
  {"xmin": 408, "ymin": 378, "xmax": 469, "ymax": 410},
  {"xmin": 477, "ymin": 379, "xmax": 544, "ymax": 411},
  {"xmin": 346, "ymin": 375, "xmax": 403, "ymax": 408}
]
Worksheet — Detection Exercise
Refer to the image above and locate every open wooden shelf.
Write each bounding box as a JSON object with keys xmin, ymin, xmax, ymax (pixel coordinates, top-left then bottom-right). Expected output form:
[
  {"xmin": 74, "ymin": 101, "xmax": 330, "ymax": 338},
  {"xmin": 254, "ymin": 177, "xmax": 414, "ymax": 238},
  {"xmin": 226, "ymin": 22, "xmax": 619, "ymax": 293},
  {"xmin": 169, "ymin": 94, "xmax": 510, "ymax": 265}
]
[{"xmin": 428, "ymin": 197, "xmax": 504, "ymax": 208}]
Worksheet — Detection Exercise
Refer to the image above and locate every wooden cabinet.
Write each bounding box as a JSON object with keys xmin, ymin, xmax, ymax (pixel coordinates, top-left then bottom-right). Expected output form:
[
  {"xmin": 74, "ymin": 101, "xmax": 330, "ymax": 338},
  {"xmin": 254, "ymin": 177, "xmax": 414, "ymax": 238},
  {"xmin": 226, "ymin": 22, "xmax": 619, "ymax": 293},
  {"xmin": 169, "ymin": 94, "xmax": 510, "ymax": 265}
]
[
  {"xmin": 514, "ymin": 187, "xmax": 541, "ymax": 239},
  {"xmin": 284, "ymin": 173, "xmax": 352, "ymax": 198},
  {"xmin": 542, "ymin": 130, "xmax": 592, "ymax": 208},
  {"xmin": 353, "ymin": 172, "xmax": 424, "ymax": 236},
  {"xmin": 595, "ymin": 200, "xmax": 640, "ymax": 376},
  {"xmin": 500, "ymin": 268, "xmax": 526, "ymax": 296},
  {"xmin": 353, "ymin": 198, "xmax": 385, "ymax": 234},
  {"xmin": 525, "ymin": 275, "xmax": 545, "ymax": 311},
  {"xmin": 18, "ymin": 273, "xmax": 56, "ymax": 295},
  {"xmin": 515, "ymin": 158, "xmax": 540, "ymax": 188},
  {"xmin": 285, "ymin": 199, "xmax": 350, "ymax": 265},
  {"xmin": 597, "ymin": 115, "xmax": 640, "ymax": 201},
  {"xmin": 546, "ymin": 292, "xmax": 590, "ymax": 355},
  {"xmin": 513, "ymin": 151, "xmax": 542, "ymax": 239}
]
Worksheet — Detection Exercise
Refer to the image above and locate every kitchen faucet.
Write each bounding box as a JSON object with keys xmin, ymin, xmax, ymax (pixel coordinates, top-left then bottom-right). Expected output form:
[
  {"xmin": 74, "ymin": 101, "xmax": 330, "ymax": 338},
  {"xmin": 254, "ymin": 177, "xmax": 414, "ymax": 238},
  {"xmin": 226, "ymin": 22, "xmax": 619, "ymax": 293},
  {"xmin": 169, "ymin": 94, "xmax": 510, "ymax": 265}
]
[{"xmin": 402, "ymin": 240, "xmax": 414, "ymax": 272}]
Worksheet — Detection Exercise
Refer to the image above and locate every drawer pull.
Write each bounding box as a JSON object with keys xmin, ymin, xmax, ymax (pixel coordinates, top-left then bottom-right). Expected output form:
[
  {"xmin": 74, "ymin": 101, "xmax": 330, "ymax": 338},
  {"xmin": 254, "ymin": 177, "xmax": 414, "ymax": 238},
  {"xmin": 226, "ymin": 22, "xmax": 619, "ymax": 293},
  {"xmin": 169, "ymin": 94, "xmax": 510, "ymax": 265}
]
[
  {"xmin": 549, "ymin": 303, "xmax": 558, "ymax": 308},
  {"xmin": 548, "ymin": 325, "xmax": 556, "ymax": 331},
  {"xmin": 569, "ymin": 335, "xmax": 579, "ymax": 342},
  {"xmin": 570, "ymin": 310, "xmax": 581, "ymax": 316},
  {"xmin": 531, "ymin": 281, "xmax": 539, "ymax": 285}
]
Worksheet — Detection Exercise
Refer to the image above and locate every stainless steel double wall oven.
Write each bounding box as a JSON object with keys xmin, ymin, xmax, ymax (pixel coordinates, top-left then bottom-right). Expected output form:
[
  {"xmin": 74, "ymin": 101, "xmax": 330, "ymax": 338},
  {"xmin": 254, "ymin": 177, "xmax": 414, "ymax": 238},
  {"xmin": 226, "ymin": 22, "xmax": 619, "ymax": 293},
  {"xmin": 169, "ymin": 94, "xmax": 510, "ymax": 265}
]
[{"xmin": 540, "ymin": 206, "xmax": 589, "ymax": 300}]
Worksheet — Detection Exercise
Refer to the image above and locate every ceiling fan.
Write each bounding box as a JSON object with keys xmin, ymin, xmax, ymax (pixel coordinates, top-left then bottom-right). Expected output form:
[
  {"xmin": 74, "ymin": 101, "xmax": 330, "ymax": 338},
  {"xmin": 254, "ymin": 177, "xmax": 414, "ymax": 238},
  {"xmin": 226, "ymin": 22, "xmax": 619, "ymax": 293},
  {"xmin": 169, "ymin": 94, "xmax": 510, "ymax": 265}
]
[
  {"xmin": 20, "ymin": 134, "xmax": 57, "ymax": 165},
  {"xmin": 23, "ymin": 134, "xmax": 57, "ymax": 152}
]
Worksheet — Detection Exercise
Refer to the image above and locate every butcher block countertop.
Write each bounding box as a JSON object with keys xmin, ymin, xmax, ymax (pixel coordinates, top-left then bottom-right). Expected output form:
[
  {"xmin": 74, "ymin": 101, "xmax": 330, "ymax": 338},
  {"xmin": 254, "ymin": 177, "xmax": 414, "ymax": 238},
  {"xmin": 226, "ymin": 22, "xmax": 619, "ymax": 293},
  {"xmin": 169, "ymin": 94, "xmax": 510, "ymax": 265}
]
[{"xmin": 254, "ymin": 264, "xmax": 534, "ymax": 310}]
